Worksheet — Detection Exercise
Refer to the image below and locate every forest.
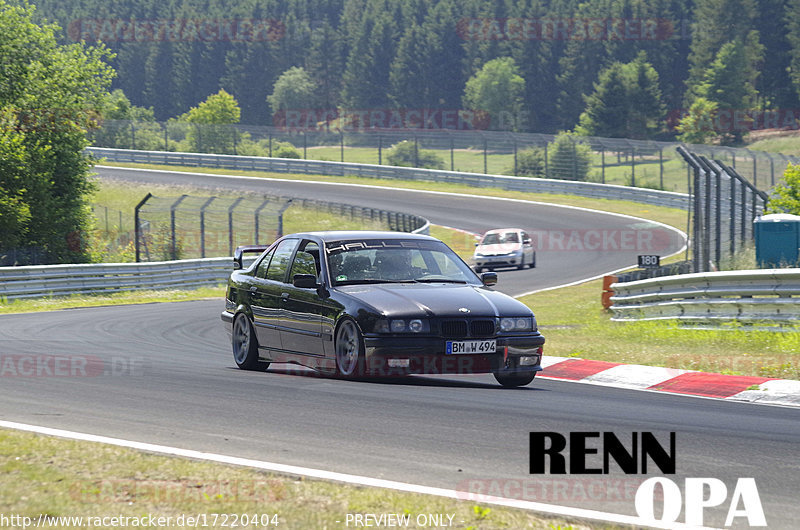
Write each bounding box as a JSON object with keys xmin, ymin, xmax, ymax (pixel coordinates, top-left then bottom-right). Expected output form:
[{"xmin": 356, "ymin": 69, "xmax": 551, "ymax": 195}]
[{"xmin": 27, "ymin": 0, "xmax": 800, "ymax": 139}]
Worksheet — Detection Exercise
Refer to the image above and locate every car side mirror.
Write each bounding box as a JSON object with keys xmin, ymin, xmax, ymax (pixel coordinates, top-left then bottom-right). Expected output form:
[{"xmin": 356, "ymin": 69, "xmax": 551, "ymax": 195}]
[
  {"xmin": 233, "ymin": 258, "xmax": 242, "ymax": 270},
  {"xmin": 481, "ymin": 272, "xmax": 497, "ymax": 286},
  {"xmin": 474, "ymin": 242, "xmax": 479, "ymax": 247},
  {"xmin": 293, "ymin": 274, "xmax": 318, "ymax": 289}
]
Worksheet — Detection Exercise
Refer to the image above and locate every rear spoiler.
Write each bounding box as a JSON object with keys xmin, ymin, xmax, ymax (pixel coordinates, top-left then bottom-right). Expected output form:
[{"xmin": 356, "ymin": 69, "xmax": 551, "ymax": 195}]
[{"xmin": 233, "ymin": 245, "xmax": 270, "ymax": 270}]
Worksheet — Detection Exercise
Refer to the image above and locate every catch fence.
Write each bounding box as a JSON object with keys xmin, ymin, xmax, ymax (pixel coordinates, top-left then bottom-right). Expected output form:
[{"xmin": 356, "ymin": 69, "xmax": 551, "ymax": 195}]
[{"xmin": 92, "ymin": 120, "xmax": 800, "ymax": 194}]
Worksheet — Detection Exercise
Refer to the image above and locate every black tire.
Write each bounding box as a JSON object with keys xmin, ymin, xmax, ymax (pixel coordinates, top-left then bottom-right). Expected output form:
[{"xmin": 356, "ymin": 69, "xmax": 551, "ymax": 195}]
[
  {"xmin": 232, "ymin": 313, "xmax": 267, "ymax": 371},
  {"xmin": 529, "ymin": 252, "xmax": 536, "ymax": 268},
  {"xmin": 335, "ymin": 318, "xmax": 365, "ymax": 377},
  {"xmin": 517, "ymin": 254, "xmax": 525, "ymax": 270},
  {"xmin": 474, "ymin": 265, "xmax": 483, "ymax": 273},
  {"xmin": 494, "ymin": 371, "xmax": 536, "ymax": 388}
]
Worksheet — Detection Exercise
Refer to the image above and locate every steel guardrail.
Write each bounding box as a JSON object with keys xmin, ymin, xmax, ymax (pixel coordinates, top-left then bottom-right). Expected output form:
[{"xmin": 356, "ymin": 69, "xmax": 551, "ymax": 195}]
[
  {"xmin": 86, "ymin": 147, "xmax": 690, "ymax": 210},
  {"xmin": 609, "ymin": 269, "xmax": 800, "ymax": 328}
]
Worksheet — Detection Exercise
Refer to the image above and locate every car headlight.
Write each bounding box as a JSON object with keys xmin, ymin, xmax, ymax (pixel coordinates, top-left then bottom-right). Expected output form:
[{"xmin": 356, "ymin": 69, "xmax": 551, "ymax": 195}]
[
  {"xmin": 499, "ymin": 317, "xmax": 534, "ymax": 332},
  {"xmin": 375, "ymin": 318, "xmax": 430, "ymax": 334}
]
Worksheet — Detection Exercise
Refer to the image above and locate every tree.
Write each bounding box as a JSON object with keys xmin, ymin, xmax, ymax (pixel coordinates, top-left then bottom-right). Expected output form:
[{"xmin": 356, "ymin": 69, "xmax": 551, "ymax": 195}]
[
  {"xmin": 92, "ymin": 89, "xmax": 162, "ymax": 150},
  {"xmin": 462, "ymin": 57, "xmax": 526, "ymax": 131},
  {"xmin": 685, "ymin": 0, "xmax": 759, "ymax": 102},
  {"xmin": 676, "ymin": 97, "xmax": 720, "ymax": 144},
  {"xmin": 767, "ymin": 164, "xmax": 800, "ymax": 215},
  {"xmin": 577, "ymin": 53, "xmax": 664, "ymax": 139},
  {"xmin": 0, "ymin": 0, "xmax": 114, "ymax": 264},
  {"xmin": 576, "ymin": 63, "xmax": 630, "ymax": 138},
  {"xmin": 788, "ymin": 0, "xmax": 800, "ymax": 102},
  {"xmin": 267, "ymin": 67, "xmax": 317, "ymax": 116},
  {"xmin": 180, "ymin": 89, "xmax": 241, "ymax": 153},
  {"xmin": 694, "ymin": 38, "xmax": 762, "ymax": 143},
  {"xmin": 548, "ymin": 132, "xmax": 592, "ymax": 181}
]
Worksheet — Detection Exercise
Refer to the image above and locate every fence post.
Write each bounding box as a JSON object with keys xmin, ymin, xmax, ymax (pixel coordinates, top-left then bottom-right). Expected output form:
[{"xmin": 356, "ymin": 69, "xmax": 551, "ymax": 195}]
[
  {"xmin": 340, "ymin": 130, "xmax": 344, "ymax": 162},
  {"xmin": 601, "ymin": 148, "xmax": 605, "ymax": 184},
  {"xmin": 630, "ymin": 146, "xmax": 636, "ymax": 187},
  {"xmin": 414, "ymin": 135, "xmax": 419, "ymax": 168},
  {"xmin": 268, "ymin": 134, "xmax": 272, "ymax": 157},
  {"xmin": 170, "ymin": 195, "xmax": 188, "ymax": 260},
  {"xmin": 483, "ymin": 136, "xmax": 488, "ymax": 174},
  {"xmin": 199, "ymin": 196, "xmax": 216, "ymax": 258},
  {"xmin": 163, "ymin": 122, "xmax": 168, "ymax": 151},
  {"xmin": 659, "ymin": 148, "xmax": 664, "ymax": 189},
  {"xmin": 730, "ymin": 171, "xmax": 736, "ymax": 258},
  {"xmin": 544, "ymin": 142, "xmax": 549, "ymax": 178},
  {"xmin": 450, "ymin": 135, "xmax": 454, "ymax": 171},
  {"xmin": 513, "ymin": 139, "xmax": 517, "ymax": 175},
  {"xmin": 277, "ymin": 200, "xmax": 293, "ymax": 239},
  {"xmin": 134, "ymin": 193, "xmax": 153, "ymax": 263},
  {"xmin": 303, "ymin": 132, "xmax": 307, "ymax": 159},
  {"xmin": 228, "ymin": 197, "xmax": 244, "ymax": 256},
  {"xmin": 378, "ymin": 135, "xmax": 382, "ymax": 165},
  {"xmin": 253, "ymin": 197, "xmax": 271, "ymax": 244},
  {"xmin": 130, "ymin": 122, "xmax": 135, "ymax": 150}
]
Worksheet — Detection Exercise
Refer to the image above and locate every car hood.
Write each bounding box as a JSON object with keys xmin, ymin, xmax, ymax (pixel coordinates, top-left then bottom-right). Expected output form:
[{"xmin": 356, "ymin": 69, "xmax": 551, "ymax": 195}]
[
  {"xmin": 336, "ymin": 283, "xmax": 532, "ymax": 318},
  {"xmin": 475, "ymin": 243, "xmax": 522, "ymax": 255}
]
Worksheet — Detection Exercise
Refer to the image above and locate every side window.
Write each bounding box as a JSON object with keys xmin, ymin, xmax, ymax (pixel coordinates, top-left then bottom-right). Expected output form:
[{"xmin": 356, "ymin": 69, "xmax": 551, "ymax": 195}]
[
  {"xmin": 522, "ymin": 231, "xmax": 531, "ymax": 245},
  {"xmin": 255, "ymin": 248, "xmax": 275, "ymax": 279},
  {"xmin": 289, "ymin": 241, "xmax": 320, "ymax": 280},
  {"xmin": 266, "ymin": 239, "xmax": 299, "ymax": 282}
]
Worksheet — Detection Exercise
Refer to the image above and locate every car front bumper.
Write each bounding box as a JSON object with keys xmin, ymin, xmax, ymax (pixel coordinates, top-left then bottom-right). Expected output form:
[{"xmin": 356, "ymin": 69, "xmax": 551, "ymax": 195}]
[
  {"xmin": 362, "ymin": 334, "xmax": 545, "ymax": 376},
  {"xmin": 474, "ymin": 254, "xmax": 521, "ymax": 268}
]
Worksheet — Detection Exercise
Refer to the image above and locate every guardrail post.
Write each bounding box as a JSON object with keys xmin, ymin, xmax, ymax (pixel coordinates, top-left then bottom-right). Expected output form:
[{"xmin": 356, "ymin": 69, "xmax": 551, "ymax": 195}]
[
  {"xmin": 199, "ymin": 196, "xmax": 216, "ymax": 258},
  {"xmin": 134, "ymin": 193, "xmax": 153, "ymax": 263}
]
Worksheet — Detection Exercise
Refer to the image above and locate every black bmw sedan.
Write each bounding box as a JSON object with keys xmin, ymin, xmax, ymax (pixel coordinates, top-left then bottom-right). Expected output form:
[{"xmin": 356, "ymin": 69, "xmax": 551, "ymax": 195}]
[{"xmin": 221, "ymin": 231, "xmax": 545, "ymax": 387}]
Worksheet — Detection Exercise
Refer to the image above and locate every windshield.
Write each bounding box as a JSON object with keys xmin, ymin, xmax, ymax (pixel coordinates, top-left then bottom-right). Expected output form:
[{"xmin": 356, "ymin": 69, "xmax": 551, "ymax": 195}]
[
  {"xmin": 326, "ymin": 239, "xmax": 479, "ymax": 285},
  {"xmin": 481, "ymin": 231, "xmax": 520, "ymax": 245}
]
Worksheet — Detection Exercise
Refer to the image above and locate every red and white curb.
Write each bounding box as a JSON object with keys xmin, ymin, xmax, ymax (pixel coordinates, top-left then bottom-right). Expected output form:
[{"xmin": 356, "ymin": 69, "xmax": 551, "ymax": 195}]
[{"xmin": 539, "ymin": 356, "xmax": 800, "ymax": 408}]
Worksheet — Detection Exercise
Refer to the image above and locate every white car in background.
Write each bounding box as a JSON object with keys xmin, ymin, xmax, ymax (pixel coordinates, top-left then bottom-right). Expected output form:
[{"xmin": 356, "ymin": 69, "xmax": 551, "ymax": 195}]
[{"xmin": 473, "ymin": 228, "xmax": 536, "ymax": 272}]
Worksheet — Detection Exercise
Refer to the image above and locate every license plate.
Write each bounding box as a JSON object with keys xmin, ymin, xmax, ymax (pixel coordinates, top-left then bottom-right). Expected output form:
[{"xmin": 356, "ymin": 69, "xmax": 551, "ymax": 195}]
[{"xmin": 446, "ymin": 340, "xmax": 496, "ymax": 354}]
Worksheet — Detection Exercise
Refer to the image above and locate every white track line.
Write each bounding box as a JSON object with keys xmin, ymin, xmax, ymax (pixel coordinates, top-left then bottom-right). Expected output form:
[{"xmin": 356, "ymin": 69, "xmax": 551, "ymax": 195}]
[{"xmin": 0, "ymin": 420, "xmax": 711, "ymax": 529}]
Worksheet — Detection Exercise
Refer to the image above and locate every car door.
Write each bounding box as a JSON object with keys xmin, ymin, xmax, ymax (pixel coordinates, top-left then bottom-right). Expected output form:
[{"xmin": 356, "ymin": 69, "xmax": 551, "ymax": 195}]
[
  {"xmin": 522, "ymin": 231, "xmax": 535, "ymax": 264},
  {"xmin": 249, "ymin": 238, "xmax": 298, "ymax": 351},
  {"xmin": 278, "ymin": 239, "xmax": 328, "ymax": 357}
]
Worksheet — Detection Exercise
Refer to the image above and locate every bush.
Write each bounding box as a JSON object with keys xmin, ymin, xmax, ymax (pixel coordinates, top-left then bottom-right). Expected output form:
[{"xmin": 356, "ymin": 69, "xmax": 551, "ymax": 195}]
[
  {"xmin": 510, "ymin": 147, "xmax": 546, "ymax": 177},
  {"xmin": 385, "ymin": 140, "xmax": 444, "ymax": 169},
  {"xmin": 548, "ymin": 132, "xmax": 592, "ymax": 181},
  {"xmin": 273, "ymin": 141, "xmax": 302, "ymax": 159}
]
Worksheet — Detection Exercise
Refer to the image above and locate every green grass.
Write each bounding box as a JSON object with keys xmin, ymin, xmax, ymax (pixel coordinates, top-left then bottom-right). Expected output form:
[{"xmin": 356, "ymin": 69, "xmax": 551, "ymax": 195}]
[
  {"xmin": 746, "ymin": 133, "xmax": 800, "ymax": 157},
  {"xmin": 521, "ymin": 279, "xmax": 800, "ymax": 380},
  {"xmin": 0, "ymin": 428, "xmax": 600, "ymax": 530}
]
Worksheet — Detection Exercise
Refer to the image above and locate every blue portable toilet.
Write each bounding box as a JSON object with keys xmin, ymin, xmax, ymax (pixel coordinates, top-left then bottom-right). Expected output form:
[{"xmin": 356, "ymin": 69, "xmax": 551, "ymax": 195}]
[{"xmin": 754, "ymin": 213, "xmax": 800, "ymax": 268}]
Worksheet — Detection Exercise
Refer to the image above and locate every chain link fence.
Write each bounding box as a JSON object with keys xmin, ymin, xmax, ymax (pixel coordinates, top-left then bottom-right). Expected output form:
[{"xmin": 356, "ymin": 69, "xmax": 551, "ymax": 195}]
[
  {"xmin": 92, "ymin": 120, "xmax": 800, "ymax": 194},
  {"xmin": 133, "ymin": 194, "xmax": 292, "ymax": 262}
]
